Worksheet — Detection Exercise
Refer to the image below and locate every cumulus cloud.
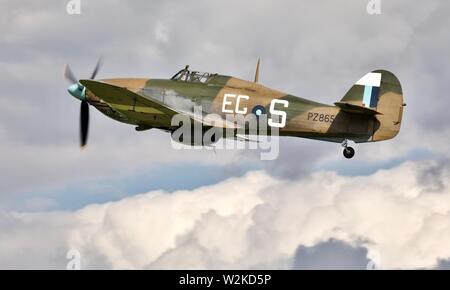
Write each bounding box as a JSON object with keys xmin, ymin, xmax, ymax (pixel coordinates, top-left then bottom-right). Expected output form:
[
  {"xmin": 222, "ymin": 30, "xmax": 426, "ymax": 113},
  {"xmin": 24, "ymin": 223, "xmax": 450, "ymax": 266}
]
[{"xmin": 1, "ymin": 159, "xmax": 449, "ymax": 269}]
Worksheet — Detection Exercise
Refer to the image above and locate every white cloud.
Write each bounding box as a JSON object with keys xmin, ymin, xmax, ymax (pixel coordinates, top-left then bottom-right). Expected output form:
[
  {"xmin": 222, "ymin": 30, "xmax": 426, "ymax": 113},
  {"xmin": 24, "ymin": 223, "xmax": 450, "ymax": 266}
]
[{"xmin": 1, "ymin": 159, "xmax": 449, "ymax": 269}]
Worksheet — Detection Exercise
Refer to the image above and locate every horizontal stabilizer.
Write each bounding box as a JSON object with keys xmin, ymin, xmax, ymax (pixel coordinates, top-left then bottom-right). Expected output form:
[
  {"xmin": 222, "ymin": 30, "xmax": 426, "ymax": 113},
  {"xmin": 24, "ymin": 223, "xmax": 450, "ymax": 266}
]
[{"xmin": 334, "ymin": 101, "xmax": 382, "ymax": 115}]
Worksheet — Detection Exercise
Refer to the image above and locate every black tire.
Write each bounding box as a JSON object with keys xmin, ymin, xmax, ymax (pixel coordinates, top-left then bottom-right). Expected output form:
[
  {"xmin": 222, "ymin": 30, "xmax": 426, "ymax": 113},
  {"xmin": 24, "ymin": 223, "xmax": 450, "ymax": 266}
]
[{"xmin": 343, "ymin": 147, "xmax": 355, "ymax": 159}]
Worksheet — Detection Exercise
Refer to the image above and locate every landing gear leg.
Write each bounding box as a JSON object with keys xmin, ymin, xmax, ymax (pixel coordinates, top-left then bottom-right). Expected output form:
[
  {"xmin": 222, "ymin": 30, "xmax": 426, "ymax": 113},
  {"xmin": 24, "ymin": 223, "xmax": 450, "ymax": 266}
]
[{"xmin": 341, "ymin": 139, "xmax": 355, "ymax": 159}]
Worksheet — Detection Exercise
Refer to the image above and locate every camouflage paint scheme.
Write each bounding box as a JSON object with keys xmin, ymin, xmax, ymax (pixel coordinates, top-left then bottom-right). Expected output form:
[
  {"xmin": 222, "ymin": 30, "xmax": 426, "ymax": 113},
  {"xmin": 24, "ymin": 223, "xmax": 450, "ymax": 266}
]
[{"xmin": 79, "ymin": 67, "xmax": 404, "ymax": 144}]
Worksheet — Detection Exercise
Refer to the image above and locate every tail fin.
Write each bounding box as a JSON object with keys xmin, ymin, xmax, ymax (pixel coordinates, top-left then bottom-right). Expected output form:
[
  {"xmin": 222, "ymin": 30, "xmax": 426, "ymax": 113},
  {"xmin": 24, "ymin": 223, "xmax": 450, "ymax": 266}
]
[{"xmin": 340, "ymin": 70, "xmax": 404, "ymax": 141}]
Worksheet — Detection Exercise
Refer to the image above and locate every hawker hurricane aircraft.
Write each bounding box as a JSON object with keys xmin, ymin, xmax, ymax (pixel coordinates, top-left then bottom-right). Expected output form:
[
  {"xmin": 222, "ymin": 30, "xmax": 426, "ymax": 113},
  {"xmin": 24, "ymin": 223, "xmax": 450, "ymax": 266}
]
[{"xmin": 64, "ymin": 59, "xmax": 405, "ymax": 159}]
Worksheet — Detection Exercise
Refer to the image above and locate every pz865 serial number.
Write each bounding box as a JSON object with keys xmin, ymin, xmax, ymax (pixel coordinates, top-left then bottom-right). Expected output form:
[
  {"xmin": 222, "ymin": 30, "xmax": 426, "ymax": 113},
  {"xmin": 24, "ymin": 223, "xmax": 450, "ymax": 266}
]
[{"xmin": 307, "ymin": 112, "xmax": 335, "ymax": 123}]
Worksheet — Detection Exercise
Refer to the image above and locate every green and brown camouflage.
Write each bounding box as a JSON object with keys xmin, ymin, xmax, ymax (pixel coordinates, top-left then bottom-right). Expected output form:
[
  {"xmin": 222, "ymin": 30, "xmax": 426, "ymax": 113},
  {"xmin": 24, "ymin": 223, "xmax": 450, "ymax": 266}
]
[{"xmin": 74, "ymin": 63, "xmax": 404, "ymax": 157}]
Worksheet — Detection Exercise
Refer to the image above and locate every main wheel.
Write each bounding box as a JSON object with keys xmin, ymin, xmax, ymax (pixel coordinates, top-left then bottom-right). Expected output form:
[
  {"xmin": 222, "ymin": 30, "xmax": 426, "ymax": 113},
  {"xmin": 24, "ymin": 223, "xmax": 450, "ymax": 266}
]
[{"xmin": 343, "ymin": 147, "xmax": 355, "ymax": 159}]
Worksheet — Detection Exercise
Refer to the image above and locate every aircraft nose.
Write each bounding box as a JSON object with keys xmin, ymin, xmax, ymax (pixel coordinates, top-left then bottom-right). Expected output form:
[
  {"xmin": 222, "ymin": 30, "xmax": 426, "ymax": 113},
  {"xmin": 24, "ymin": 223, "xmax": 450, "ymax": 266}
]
[
  {"xmin": 68, "ymin": 84, "xmax": 78, "ymax": 95},
  {"xmin": 67, "ymin": 83, "xmax": 86, "ymax": 101}
]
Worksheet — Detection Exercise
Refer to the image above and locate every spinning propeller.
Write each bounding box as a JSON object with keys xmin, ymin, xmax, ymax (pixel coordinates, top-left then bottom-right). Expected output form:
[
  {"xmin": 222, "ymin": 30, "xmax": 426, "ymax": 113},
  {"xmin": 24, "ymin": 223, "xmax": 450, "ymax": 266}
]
[{"xmin": 64, "ymin": 58, "xmax": 102, "ymax": 148}]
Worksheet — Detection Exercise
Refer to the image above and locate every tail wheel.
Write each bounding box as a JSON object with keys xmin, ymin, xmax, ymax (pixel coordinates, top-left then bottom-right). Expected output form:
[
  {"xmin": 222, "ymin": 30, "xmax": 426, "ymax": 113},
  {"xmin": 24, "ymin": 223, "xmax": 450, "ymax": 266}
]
[{"xmin": 343, "ymin": 147, "xmax": 355, "ymax": 159}]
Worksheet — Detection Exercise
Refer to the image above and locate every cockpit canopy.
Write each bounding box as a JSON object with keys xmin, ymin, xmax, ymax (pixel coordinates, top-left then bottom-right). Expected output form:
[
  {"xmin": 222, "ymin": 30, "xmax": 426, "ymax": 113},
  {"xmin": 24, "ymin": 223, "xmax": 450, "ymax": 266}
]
[{"xmin": 171, "ymin": 65, "xmax": 216, "ymax": 83}]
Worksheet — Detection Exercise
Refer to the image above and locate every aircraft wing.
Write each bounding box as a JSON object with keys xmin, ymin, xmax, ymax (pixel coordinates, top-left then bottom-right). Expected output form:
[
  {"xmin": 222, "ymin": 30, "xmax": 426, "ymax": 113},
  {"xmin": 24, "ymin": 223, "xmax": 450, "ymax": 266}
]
[
  {"xmin": 80, "ymin": 79, "xmax": 241, "ymax": 129},
  {"xmin": 183, "ymin": 111, "xmax": 241, "ymax": 129},
  {"xmin": 80, "ymin": 79, "xmax": 178, "ymax": 116}
]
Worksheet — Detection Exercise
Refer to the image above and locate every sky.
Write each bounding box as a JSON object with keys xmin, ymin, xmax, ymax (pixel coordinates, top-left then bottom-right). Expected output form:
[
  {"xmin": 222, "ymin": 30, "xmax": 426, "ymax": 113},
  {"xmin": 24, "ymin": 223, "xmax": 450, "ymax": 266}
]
[{"xmin": 1, "ymin": 0, "xmax": 450, "ymax": 269}]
